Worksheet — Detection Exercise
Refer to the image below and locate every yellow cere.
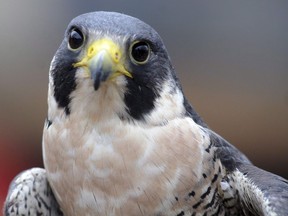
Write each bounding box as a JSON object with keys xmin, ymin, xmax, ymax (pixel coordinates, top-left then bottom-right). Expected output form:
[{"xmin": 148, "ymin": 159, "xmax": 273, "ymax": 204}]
[
  {"xmin": 87, "ymin": 38, "xmax": 121, "ymax": 63},
  {"xmin": 73, "ymin": 38, "xmax": 132, "ymax": 79}
]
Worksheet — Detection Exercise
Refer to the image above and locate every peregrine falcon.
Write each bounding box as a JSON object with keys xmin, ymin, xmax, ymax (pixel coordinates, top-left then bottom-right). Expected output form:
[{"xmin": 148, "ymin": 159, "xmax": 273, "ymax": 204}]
[{"xmin": 4, "ymin": 11, "xmax": 288, "ymax": 216}]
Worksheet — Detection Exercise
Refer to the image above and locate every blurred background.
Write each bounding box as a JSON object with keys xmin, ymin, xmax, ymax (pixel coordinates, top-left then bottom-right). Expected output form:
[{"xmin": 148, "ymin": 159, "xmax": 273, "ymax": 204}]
[{"xmin": 0, "ymin": 0, "xmax": 287, "ymax": 212}]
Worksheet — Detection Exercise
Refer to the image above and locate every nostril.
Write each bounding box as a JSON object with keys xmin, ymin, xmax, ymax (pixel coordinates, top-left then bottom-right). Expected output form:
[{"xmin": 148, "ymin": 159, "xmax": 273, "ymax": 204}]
[{"xmin": 89, "ymin": 47, "xmax": 94, "ymax": 55}]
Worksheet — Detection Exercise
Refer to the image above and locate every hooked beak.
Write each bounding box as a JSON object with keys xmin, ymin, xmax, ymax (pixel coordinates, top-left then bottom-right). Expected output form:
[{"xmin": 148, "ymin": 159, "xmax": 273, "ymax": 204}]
[{"xmin": 73, "ymin": 38, "xmax": 132, "ymax": 90}]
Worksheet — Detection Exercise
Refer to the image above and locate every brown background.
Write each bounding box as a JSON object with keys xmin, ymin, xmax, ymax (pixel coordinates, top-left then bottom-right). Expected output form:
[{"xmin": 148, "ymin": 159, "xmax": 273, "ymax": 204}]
[{"xmin": 1, "ymin": 1, "xmax": 288, "ymax": 211}]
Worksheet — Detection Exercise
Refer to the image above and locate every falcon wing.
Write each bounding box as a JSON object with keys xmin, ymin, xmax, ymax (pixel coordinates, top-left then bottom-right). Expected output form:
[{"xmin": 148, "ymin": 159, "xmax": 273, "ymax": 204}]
[
  {"xmin": 237, "ymin": 163, "xmax": 288, "ymax": 216},
  {"xmin": 209, "ymin": 130, "xmax": 288, "ymax": 215},
  {"xmin": 3, "ymin": 168, "xmax": 63, "ymax": 216}
]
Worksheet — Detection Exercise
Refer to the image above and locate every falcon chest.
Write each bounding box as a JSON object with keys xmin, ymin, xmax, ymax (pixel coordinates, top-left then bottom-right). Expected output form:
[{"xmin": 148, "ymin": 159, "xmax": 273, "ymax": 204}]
[
  {"xmin": 43, "ymin": 117, "xmax": 224, "ymax": 215},
  {"xmin": 43, "ymin": 84, "xmax": 225, "ymax": 215}
]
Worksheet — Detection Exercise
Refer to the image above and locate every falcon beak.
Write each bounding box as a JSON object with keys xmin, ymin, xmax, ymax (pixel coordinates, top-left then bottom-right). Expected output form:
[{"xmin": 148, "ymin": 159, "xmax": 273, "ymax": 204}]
[{"xmin": 73, "ymin": 38, "xmax": 132, "ymax": 90}]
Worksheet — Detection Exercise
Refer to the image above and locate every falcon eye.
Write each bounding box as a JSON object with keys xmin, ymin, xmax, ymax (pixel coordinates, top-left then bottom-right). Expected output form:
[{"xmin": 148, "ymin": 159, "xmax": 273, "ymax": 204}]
[
  {"xmin": 130, "ymin": 41, "xmax": 150, "ymax": 64},
  {"xmin": 68, "ymin": 28, "xmax": 84, "ymax": 50}
]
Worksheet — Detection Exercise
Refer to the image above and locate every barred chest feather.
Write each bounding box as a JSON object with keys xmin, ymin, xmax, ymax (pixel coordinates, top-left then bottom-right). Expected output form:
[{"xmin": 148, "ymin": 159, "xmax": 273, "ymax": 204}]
[{"xmin": 43, "ymin": 112, "xmax": 230, "ymax": 216}]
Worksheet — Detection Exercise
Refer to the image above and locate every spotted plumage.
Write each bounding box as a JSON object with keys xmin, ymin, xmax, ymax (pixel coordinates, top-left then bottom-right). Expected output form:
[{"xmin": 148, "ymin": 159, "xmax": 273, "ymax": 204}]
[
  {"xmin": 4, "ymin": 11, "xmax": 288, "ymax": 216},
  {"xmin": 4, "ymin": 168, "xmax": 62, "ymax": 216}
]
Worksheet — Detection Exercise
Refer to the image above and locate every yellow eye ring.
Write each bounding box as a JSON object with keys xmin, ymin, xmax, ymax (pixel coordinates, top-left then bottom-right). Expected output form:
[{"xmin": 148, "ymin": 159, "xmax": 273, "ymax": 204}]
[
  {"xmin": 129, "ymin": 41, "xmax": 150, "ymax": 64},
  {"xmin": 68, "ymin": 28, "xmax": 85, "ymax": 50}
]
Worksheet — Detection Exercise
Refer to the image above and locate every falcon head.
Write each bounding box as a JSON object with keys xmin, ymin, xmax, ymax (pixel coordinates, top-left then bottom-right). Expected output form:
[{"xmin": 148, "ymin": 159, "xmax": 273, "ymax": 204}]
[{"xmin": 48, "ymin": 11, "xmax": 204, "ymax": 126}]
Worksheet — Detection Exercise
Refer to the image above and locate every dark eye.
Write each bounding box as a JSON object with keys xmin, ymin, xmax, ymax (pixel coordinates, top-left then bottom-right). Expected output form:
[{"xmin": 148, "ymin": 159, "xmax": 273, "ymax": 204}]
[
  {"xmin": 130, "ymin": 41, "xmax": 150, "ymax": 64},
  {"xmin": 68, "ymin": 28, "xmax": 84, "ymax": 50}
]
